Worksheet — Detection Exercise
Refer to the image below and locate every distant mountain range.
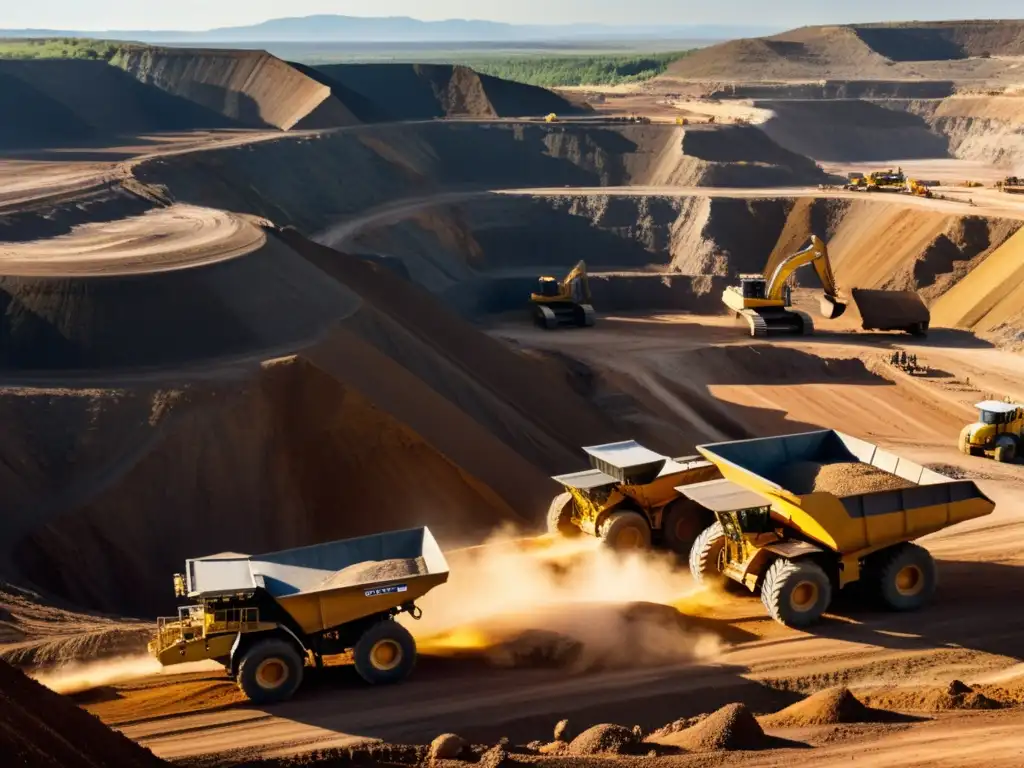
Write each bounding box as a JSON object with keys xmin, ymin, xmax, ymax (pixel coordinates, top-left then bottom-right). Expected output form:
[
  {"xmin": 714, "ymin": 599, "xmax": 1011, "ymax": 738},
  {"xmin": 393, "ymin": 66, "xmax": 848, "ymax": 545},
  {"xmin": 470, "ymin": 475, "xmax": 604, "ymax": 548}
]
[{"xmin": 0, "ymin": 15, "xmax": 780, "ymax": 43}]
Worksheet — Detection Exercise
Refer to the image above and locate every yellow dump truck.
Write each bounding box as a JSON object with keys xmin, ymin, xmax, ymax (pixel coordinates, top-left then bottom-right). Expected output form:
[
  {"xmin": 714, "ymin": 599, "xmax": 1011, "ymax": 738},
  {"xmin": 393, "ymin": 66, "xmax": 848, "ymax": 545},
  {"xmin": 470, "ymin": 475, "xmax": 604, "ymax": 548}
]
[
  {"xmin": 960, "ymin": 400, "xmax": 1024, "ymax": 462},
  {"xmin": 681, "ymin": 430, "xmax": 994, "ymax": 627},
  {"xmin": 548, "ymin": 440, "xmax": 721, "ymax": 552},
  {"xmin": 149, "ymin": 527, "xmax": 449, "ymax": 704}
]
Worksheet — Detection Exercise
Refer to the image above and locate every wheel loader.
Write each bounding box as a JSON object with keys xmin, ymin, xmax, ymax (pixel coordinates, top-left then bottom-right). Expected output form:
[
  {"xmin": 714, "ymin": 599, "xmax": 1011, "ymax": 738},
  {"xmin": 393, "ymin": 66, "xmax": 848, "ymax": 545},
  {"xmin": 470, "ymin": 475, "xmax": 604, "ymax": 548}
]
[
  {"xmin": 959, "ymin": 400, "xmax": 1024, "ymax": 463},
  {"xmin": 547, "ymin": 440, "xmax": 721, "ymax": 553},
  {"xmin": 680, "ymin": 430, "xmax": 994, "ymax": 628},
  {"xmin": 997, "ymin": 176, "xmax": 1024, "ymax": 194},
  {"xmin": 530, "ymin": 260, "xmax": 596, "ymax": 330},
  {"xmin": 721, "ymin": 235, "xmax": 846, "ymax": 336},
  {"xmin": 149, "ymin": 527, "xmax": 449, "ymax": 704}
]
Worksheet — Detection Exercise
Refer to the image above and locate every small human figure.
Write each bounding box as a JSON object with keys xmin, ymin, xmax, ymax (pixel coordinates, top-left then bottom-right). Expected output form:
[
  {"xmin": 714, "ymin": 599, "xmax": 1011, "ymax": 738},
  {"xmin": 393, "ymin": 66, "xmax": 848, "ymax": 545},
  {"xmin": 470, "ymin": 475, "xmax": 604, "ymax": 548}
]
[{"xmin": 900, "ymin": 351, "xmax": 908, "ymax": 367}]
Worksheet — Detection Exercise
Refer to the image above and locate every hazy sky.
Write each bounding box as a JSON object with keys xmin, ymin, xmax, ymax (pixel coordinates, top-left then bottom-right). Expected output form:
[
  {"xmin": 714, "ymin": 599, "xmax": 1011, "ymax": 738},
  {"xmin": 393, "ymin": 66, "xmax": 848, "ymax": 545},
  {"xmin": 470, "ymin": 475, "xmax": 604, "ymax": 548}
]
[{"xmin": 4, "ymin": 0, "xmax": 1022, "ymax": 30}]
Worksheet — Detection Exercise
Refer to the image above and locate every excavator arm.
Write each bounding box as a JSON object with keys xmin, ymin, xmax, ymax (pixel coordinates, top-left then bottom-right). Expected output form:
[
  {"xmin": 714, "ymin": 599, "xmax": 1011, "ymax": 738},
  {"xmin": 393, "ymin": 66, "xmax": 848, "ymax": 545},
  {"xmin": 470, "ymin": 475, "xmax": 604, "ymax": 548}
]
[
  {"xmin": 765, "ymin": 236, "xmax": 845, "ymax": 319},
  {"xmin": 561, "ymin": 260, "xmax": 592, "ymax": 304}
]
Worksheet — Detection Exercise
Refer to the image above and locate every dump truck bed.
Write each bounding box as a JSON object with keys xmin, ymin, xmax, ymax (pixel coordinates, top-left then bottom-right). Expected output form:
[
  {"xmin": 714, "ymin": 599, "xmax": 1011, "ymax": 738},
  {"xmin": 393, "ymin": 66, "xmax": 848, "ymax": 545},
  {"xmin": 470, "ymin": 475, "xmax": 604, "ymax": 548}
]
[
  {"xmin": 185, "ymin": 527, "xmax": 449, "ymax": 635},
  {"xmin": 695, "ymin": 430, "xmax": 994, "ymax": 554},
  {"xmin": 852, "ymin": 289, "xmax": 930, "ymax": 332}
]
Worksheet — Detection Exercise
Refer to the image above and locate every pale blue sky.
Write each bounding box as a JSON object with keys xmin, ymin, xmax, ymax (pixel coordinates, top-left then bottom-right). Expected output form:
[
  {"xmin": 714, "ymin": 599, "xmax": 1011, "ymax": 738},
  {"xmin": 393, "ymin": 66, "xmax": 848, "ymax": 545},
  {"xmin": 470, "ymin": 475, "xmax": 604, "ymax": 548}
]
[{"xmin": 3, "ymin": 0, "xmax": 1022, "ymax": 31}]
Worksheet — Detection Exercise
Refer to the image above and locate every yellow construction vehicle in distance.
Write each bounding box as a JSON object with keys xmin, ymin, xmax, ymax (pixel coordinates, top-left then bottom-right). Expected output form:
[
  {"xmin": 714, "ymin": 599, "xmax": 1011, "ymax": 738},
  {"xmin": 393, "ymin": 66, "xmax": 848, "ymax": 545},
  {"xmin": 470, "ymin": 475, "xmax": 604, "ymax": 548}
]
[
  {"xmin": 959, "ymin": 400, "xmax": 1024, "ymax": 462},
  {"xmin": 722, "ymin": 235, "xmax": 845, "ymax": 336},
  {"xmin": 907, "ymin": 179, "xmax": 933, "ymax": 198},
  {"xmin": 847, "ymin": 168, "xmax": 907, "ymax": 192},
  {"xmin": 531, "ymin": 260, "xmax": 596, "ymax": 329},
  {"xmin": 545, "ymin": 113, "xmax": 558, "ymax": 123},
  {"xmin": 996, "ymin": 176, "xmax": 1024, "ymax": 194}
]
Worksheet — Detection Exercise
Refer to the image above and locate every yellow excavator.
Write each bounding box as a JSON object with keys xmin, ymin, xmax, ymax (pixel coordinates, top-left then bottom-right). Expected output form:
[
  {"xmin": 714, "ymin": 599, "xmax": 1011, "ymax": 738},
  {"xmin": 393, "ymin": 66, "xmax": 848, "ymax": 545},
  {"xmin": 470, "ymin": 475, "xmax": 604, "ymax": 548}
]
[
  {"xmin": 531, "ymin": 261, "xmax": 596, "ymax": 330},
  {"xmin": 722, "ymin": 235, "xmax": 845, "ymax": 337}
]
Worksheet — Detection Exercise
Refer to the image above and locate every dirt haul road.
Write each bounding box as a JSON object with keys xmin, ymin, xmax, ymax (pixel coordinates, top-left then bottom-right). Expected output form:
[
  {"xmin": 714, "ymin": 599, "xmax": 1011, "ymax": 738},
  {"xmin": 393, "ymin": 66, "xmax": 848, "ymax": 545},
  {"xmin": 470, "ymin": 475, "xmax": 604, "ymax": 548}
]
[
  {"xmin": 84, "ymin": 313, "xmax": 1024, "ymax": 767},
  {"xmin": 0, "ymin": 205, "xmax": 267, "ymax": 276}
]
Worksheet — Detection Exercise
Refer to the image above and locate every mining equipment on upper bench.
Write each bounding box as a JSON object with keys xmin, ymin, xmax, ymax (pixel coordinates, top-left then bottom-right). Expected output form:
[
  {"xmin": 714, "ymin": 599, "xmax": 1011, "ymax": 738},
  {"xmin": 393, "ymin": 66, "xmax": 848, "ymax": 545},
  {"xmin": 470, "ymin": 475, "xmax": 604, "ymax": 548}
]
[{"xmin": 530, "ymin": 260, "xmax": 596, "ymax": 330}]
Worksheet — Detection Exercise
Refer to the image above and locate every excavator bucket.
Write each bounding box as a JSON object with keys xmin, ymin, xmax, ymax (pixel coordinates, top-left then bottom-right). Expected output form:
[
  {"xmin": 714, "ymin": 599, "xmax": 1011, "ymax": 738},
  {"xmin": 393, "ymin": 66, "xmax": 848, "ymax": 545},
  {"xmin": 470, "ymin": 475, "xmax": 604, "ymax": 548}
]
[{"xmin": 820, "ymin": 295, "xmax": 847, "ymax": 320}]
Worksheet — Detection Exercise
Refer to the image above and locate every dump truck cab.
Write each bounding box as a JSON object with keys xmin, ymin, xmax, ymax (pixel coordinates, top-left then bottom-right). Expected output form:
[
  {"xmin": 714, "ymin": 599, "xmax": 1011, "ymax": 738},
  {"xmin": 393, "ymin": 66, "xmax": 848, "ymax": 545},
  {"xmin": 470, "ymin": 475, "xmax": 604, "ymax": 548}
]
[
  {"xmin": 960, "ymin": 400, "xmax": 1024, "ymax": 462},
  {"xmin": 150, "ymin": 527, "xmax": 449, "ymax": 704},
  {"xmin": 548, "ymin": 440, "xmax": 720, "ymax": 553},
  {"xmin": 680, "ymin": 430, "xmax": 994, "ymax": 628}
]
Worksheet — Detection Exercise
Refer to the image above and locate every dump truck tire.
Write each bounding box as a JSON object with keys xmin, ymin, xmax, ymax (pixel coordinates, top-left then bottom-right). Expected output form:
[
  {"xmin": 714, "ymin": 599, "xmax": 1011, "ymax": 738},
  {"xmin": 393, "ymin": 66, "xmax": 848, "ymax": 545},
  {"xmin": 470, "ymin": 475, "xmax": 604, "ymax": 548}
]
[
  {"xmin": 662, "ymin": 500, "xmax": 706, "ymax": 555},
  {"xmin": 599, "ymin": 511, "xmax": 652, "ymax": 550},
  {"xmin": 872, "ymin": 543, "xmax": 937, "ymax": 612},
  {"xmin": 689, "ymin": 522, "xmax": 725, "ymax": 583},
  {"xmin": 761, "ymin": 558, "xmax": 832, "ymax": 628},
  {"xmin": 546, "ymin": 492, "xmax": 579, "ymax": 538},
  {"xmin": 354, "ymin": 620, "xmax": 417, "ymax": 685},
  {"xmin": 236, "ymin": 638, "xmax": 305, "ymax": 705}
]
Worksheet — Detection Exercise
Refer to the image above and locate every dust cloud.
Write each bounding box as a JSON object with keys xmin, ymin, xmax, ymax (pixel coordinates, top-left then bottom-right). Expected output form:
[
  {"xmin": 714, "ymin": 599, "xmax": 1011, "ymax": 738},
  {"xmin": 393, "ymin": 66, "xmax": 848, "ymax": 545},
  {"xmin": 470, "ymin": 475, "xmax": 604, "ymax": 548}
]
[
  {"xmin": 407, "ymin": 527, "xmax": 726, "ymax": 671},
  {"xmin": 30, "ymin": 655, "xmax": 222, "ymax": 695}
]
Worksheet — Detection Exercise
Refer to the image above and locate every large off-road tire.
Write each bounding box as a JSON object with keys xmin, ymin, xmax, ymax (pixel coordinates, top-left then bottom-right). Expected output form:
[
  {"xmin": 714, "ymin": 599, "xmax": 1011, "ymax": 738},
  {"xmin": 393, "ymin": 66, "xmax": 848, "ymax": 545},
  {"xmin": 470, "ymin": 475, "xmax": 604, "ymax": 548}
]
[
  {"xmin": 353, "ymin": 620, "xmax": 417, "ymax": 685},
  {"xmin": 993, "ymin": 436, "xmax": 1017, "ymax": 464},
  {"xmin": 870, "ymin": 543, "xmax": 937, "ymax": 612},
  {"xmin": 236, "ymin": 638, "xmax": 305, "ymax": 705},
  {"xmin": 546, "ymin": 492, "xmax": 580, "ymax": 538},
  {"xmin": 760, "ymin": 558, "xmax": 832, "ymax": 628},
  {"xmin": 688, "ymin": 522, "xmax": 726, "ymax": 585},
  {"xmin": 599, "ymin": 511, "xmax": 652, "ymax": 550},
  {"xmin": 662, "ymin": 501, "xmax": 707, "ymax": 556}
]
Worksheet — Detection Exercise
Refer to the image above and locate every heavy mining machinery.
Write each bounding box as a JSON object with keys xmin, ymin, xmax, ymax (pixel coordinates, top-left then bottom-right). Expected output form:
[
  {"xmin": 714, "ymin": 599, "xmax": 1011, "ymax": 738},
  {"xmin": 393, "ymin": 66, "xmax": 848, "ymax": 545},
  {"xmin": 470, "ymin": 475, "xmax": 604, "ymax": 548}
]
[
  {"xmin": 530, "ymin": 260, "xmax": 596, "ymax": 330},
  {"xmin": 847, "ymin": 168, "xmax": 907, "ymax": 192},
  {"xmin": 959, "ymin": 400, "xmax": 1024, "ymax": 463},
  {"xmin": 997, "ymin": 176, "xmax": 1024, "ymax": 194},
  {"xmin": 149, "ymin": 528, "xmax": 449, "ymax": 704},
  {"xmin": 907, "ymin": 179, "xmax": 933, "ymax": 198},
  {"xmin": 547, "ymin": 441, "xmax": 721, "ymax": 552},
  {"xmin": 721, "ymin": 235, "xmax": 845, "ymax": 336},
  {"xmin": 683, "ymin": 430, "xmax": 994, "ymax": 627}
]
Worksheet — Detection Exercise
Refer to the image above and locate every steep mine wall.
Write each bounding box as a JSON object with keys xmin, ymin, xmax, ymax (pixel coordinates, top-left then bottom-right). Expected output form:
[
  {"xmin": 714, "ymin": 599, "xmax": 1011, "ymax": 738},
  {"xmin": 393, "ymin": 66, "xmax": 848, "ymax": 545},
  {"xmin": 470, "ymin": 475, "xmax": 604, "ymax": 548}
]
[
  {"xmin": 112, "ymin": 47, "xmax": 359, "ymax": 130},
  {"xmin": 2, "ymin": 233, "xmax": 638, "ymax": 614},
  {"xmin": 708, "ymin": 81, "xmax": 956, "ymax": 100},
  {"xmin": 347, "ymin": 193, "xmax": 1021, "ymax": 319},
  {"xmin": 894, "ymin": 95, "xmax": 1024, "ymax": 168},
  {"xmin": 0, "ymin": 59, "xmax": 236, "ymax": 149},
  {"xmin": 314, "ymin": 63, "xmax": 581, "ymax": 120},
  {"xmin": 757, "ymin": 99, "xmax": 951, "ymax": 161},
  {"xmin": 134, "ymin": 121, "xmax": 826, "ymax": 238},
  {"xmin": 0, "ymin": 229, "xmax": 358, "ymax": 372}
]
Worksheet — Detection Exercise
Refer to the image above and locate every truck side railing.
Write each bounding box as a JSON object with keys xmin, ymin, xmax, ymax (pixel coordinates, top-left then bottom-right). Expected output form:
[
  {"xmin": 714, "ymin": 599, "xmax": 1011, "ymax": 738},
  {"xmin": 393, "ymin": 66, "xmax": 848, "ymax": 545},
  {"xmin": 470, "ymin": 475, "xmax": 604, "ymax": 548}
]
[{"xmin": 151, "ymin": 606, "xmax": 260, "ymax": 655}]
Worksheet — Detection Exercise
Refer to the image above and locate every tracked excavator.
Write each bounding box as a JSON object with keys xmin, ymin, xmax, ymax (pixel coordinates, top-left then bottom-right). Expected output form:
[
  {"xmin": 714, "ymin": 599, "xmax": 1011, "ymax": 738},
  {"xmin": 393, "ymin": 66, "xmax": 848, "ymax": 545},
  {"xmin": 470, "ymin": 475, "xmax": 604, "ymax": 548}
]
[
  {"xmin": 722, "ymin": 235, "xmax": 845, "ymax": 337},
  {"xmin": 531, "ymin": 261, "xmax": 596, "ymax": 330}
]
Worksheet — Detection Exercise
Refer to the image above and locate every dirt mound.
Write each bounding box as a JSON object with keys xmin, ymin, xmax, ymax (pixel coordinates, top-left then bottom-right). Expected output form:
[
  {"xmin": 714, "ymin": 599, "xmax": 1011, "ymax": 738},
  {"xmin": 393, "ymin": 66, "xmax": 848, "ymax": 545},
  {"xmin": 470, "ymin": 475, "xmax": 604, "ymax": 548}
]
[
  {"xmin": 0, "ymin": 659, "xmax": 166, "ymax": 767},
  {"xmin": 656, "ymin": 703, "xmax": 767, "ymax": 751},
  {"xmin": 771, "ymin": 461, "xmax": 913, "ymax": 496},
  {"xmin": 931, "ymin": 224, "xmax": 1024, "ymax": 340},
  {"xmin": 114, "ymin": 47, "xmax": 359, "ymax": 130},
  {"xmin": 567, "ymin": 724, "xmax": 637, "ymax": 755},
  {"xmin": 321, "ymin": 557, "xmax": 427, "ymax": 589},
  {"xmin": 664, "ymin": 26, "xmax": 894, "ymax": 81},
  {"xmin": 853, "ymin": 289, "xmax": 931, "ymax": 331},
  {"xmin": 0, "ymin": 59, "xmax": 234, "ymax": 149},
  {"xmin": 761, "ymin": 687, "xmax": 892, "ymax": 727},
  {"xmin": 315, "ymin": 63, "xmax": 579, "ymax": 120},
  {"xmin": 866, "ymin": 681, "xmax": 1004, "ymax": 712},
  {"xmin": 0, "ymin": 227, "xmax": 359, "ymax": 372}
]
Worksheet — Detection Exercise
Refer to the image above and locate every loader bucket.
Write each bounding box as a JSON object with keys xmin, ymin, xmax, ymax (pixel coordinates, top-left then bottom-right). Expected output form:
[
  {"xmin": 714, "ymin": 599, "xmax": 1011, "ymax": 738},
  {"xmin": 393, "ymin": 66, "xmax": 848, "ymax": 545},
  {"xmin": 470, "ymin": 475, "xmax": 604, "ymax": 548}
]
[{"xmin": 820, "ymin": 295, "xmax": 847, "ymax": 320}]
